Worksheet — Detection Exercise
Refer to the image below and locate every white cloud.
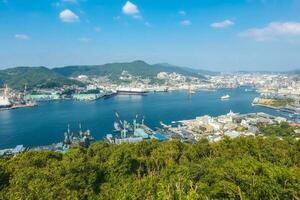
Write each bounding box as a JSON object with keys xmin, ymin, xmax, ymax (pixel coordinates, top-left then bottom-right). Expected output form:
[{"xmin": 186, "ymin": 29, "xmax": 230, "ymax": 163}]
[
  {"xmin": 122, "ymin": 1, "xmax": 139, "ymax": 15},
  {"xmin": 211, "ymin": 19, "xmax": 234, "ymax": 28},
  {"xmin": 180, "ymin": 20, "xmax": 191, "ymax": 26},
  {"xmin": 239, "ymin": 21, "xmax": 300, "ymax": 41},
  {"xmin": 62, "ymin": 0, "xmax": 77, "ymax": 3},
  {"xmin": 78, "ymin": 37, "xmax": 91, "ymax": 42},
  {"xmin": 178, "ymin": 10, "xmax": 186, "ymax": 16},
  {"xmin": 14, "ymin": 34, "xmax": 30, "ymax": 40},
  {"xmin": 59, "ymin": 9, "xmax": 79, "ymax": 23},
  {"xmin": 132, "ymin": 14, "xmax": 143, "ymax": 20},
  {"xmin": 144, "ymin": 22, "xmax": 152, "ymax": 27},
  {"xmin": 94, "ymin": 26, "xmax": 101, "ymax": 32}
]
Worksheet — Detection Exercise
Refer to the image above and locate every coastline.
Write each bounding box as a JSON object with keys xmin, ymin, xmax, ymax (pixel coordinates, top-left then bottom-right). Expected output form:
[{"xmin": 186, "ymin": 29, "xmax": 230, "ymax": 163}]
[
  {"xmin": 0, "ymin": 103, "xmax": 37, "ymax": 111},
  {"xmin": 1, "ymin": 88, "xmax": 295, "ymax": 149}
]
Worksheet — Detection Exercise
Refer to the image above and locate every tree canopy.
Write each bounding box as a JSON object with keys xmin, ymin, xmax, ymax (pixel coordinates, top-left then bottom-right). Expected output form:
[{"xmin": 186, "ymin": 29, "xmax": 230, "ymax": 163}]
[{"xmin": 0, "ymin": 137, "xmax": 299, "ymax": 199}]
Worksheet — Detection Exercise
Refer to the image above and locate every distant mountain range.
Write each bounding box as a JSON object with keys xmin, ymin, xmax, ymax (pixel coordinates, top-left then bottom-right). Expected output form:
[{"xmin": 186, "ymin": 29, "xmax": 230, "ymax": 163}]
[
  {"xmin": 0, "ymin": 61, "xmax": 215, "ymax": 90},
  {"xmin": 287, "ymin": 69, "xmax": 300, "ymax": 75}
]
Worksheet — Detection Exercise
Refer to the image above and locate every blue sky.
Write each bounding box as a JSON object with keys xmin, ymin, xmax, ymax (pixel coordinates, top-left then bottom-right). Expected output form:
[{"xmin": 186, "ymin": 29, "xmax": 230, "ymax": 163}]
[{"xmin": 0, "ymin": 0, "xmax": 300, "ymax": 71}]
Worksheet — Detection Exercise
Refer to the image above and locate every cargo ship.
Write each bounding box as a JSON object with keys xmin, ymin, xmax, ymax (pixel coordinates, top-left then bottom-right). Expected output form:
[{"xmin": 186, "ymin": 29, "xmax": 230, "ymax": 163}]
[
  {"xmin": 117, "ymin": 87, "xmax": 148, "ymax": 95},
  {"xmin": 0, "ymin": 86, "xmax": 12, "ymax": 109}
]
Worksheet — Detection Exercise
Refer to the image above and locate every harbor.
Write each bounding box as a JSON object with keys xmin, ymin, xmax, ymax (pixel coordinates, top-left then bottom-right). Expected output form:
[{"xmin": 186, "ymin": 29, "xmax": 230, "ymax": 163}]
[
  {"xmin": 1, "ymin": 88, "xmax": 300, "ymax": 149},
  {"xmin": 2, "ymin": 108, "xmax": 300, "ymax": 157}
]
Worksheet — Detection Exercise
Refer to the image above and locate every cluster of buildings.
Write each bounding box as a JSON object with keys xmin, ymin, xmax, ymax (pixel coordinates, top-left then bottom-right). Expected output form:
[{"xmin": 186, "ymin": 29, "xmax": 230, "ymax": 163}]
[
  {"xmin": 0, "ymin": 85, "xmax": 36, "ymax": 111},
  {"xmin": 210, "ymin": 73, "xmax": 300, "ymax": 98},
  {"xmin": 71, "ymin": 71, "xmax": 300, "ymax": 99},
  {"xmin": 5, "ymin": 70, "xmax": 300, "ymax": 106},
  {"xmin": 209, "ymin": 73, "xmax": 300, "ymax": 114},
  {"xmin": 105, "ymin": 110, "xmax": 297, "ymax": 146},
  {"xmin": 0, "ymin": 145, "xmax": 26, "ymax": 157},
  {"xmin": 28, "ymin": 86, "xmax": 117, "ymax": 102},
  {"xmin": 73, "ymin": 70, "xmax": 215, "ymax": 94},
  {"xmin": 163, "ymin": 111, "xmax": 289, "ymax": 142}
]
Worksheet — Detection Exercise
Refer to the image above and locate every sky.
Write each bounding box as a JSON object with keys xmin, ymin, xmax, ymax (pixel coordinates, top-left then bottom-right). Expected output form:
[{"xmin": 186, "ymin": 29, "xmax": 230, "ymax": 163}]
[{"xmin": 0, "ymin": 0, "xmax": 300, "ymax": 71}]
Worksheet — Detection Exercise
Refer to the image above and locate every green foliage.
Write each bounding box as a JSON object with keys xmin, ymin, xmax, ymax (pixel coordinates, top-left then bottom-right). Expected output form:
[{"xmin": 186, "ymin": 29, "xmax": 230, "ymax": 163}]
[
  {"xmin": 0, "ymin": 137, "xmax": 299, "ymax": 199},
  {"xmin": 0, "ymin": 66, "xmax": 84, "ymax": 90},
  {"xmin": 258, "ymin": 122, "xmax": 296, "ymax": 139},
  {"xmin": 0, "ymin": 160, "xmax": 9, "ymax": 191}
]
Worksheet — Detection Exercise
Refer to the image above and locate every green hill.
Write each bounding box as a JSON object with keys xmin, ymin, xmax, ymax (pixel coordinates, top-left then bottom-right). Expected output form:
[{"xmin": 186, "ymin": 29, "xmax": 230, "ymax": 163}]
[
  {"xmin": 0, "ymin": 66, "xmax": 84, "ymax": 90},
  {"xmin": 0, "ymin": 137, "xmax": 299, "ymax": 199},
  {"xmin": 53, "ymin": 60, "xmax": 208, "ymax": 81},
  {"xmin": 0, "ymin": 61, "xmax": 213, "ymax": 89}
]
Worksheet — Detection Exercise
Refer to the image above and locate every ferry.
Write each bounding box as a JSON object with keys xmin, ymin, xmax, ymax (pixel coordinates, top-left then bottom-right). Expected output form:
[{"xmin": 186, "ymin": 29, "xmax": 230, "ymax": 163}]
[{"xmin": 221, "ymin": 94, "xmax": 230, "ymax": 100}]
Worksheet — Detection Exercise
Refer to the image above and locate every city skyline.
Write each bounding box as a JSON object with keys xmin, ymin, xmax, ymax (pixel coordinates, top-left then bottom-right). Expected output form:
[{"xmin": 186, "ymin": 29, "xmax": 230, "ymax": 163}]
[{"xmin": 1, "ymin": 0, "xmax": 300, "ymax": 71}]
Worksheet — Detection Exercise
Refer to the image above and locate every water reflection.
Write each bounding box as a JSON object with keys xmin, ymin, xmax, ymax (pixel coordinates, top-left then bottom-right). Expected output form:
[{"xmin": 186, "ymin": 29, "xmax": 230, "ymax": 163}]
[{"xmin": 114, "ymin": 94, "xmax": 143, "ymax": 101}]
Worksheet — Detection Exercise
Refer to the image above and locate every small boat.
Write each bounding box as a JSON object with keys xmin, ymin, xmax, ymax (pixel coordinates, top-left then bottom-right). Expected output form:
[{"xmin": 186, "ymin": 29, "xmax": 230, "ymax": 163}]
[{"xmin": 221, "ymin": 94, "xmax": 230, "ymax": 100}]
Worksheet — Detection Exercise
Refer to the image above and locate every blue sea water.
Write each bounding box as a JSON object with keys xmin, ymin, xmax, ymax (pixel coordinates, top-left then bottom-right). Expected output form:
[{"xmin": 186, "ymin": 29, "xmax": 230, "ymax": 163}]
[{"xmin": 0, "ymin": 88, "xmax": 285, "ymax": 148}]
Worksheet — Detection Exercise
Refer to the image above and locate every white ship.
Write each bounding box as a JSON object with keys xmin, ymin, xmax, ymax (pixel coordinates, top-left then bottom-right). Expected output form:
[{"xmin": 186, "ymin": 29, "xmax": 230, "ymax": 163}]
[
  {"xmin": 117, "ymin": 87, "xmax": 148, "ymax": 94},
  {"xmin": 0, "ymin": 86, "xmax": 12, "ymax": 108},
  {"xmin": 221, "ymin": 94, "xmax": 230, "ymax": 100}
]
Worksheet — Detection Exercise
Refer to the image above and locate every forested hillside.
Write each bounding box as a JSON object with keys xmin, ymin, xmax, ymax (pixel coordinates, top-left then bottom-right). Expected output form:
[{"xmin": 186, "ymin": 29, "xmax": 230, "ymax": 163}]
[
  {"xmin": 0, "ymin": 61, "xmax": 211, "ymax": 89},
  {"xmin": 0, "ymin": 137, "xmax": 299, "ymax": 199},
  {"xmin": 53, "ymin": 60, "xmax": 207, "ymax": 80},
  {"xmin": 0, "ymin": 67, "xmax": 84, "ymax": 90}
]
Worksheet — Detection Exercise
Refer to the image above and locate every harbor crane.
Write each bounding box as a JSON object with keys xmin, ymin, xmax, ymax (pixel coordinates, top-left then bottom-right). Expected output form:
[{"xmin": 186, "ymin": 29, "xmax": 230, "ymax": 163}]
[{"xmin": 114, "ymin": 111, "xmax": 124, "ymax": 130}]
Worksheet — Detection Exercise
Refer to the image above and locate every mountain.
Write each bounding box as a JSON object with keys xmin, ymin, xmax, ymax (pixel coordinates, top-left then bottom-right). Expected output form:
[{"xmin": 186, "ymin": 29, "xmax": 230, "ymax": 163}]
[
  {"xmin": 0, "ymin": 61, "xmax": 213, "ymax": 89},
  {"xmin": 0, "ymin": 66, "xmax": 84, "ymax": 90},
  {"xmin": 53, "ymin": 60, "xmax": 208, "ymax": 80}
]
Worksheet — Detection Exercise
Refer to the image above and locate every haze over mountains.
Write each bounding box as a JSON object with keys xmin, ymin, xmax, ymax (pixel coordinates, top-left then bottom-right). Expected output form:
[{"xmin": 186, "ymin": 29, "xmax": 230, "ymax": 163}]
[{"xmin": 0, "ymin": 61, "xmax": 214, "ymax": 90}]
